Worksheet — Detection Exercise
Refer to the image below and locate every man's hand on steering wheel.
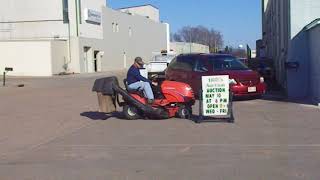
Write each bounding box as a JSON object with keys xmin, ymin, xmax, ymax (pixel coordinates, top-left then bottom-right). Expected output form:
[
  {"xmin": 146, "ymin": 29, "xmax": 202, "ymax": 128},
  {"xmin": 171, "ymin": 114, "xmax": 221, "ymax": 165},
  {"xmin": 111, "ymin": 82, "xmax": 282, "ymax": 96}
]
[
  {"xmin": 150, "ymin": 74, "xmax": 159, "ymax": 86},
  {"xmin": 152, "ymin": 81, "xmax": 158, "ymax": 86}
]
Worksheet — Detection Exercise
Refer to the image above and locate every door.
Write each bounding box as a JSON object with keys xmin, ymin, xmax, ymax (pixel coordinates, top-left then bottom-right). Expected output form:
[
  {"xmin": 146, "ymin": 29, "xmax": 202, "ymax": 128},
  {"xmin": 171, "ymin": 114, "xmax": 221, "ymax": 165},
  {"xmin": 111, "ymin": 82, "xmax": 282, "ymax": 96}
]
[
  {"xmin": 94, "ymin": 50, "xmax": 101, "ymax": 72},
  {"xmin": 83, "ymin": 47, "xmax": 94, "ymax": 73},
  {"xmin": 96, "ymin": 51, "xmax": 103, "ymax": 72}
]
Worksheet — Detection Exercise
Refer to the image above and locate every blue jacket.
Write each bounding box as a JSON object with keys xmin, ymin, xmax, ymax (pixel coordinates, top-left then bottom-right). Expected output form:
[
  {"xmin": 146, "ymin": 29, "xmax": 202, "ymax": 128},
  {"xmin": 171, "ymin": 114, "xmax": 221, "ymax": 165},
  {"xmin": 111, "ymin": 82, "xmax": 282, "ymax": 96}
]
[{"xmin": 127, "ymin": 65, "xmax": 151, "ymax": 85}]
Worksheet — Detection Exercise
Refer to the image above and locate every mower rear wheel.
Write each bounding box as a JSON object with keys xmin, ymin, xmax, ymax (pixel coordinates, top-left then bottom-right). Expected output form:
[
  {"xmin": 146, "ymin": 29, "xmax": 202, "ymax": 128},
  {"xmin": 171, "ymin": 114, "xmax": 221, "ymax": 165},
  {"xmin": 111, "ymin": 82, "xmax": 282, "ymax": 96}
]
[
  {"xmin": 123, "ymin": 105, "xmax": 141, "ymax": 120},
  {"xmin": 177, "ymin": 105, "xmax": 192, "ymax": 119}
]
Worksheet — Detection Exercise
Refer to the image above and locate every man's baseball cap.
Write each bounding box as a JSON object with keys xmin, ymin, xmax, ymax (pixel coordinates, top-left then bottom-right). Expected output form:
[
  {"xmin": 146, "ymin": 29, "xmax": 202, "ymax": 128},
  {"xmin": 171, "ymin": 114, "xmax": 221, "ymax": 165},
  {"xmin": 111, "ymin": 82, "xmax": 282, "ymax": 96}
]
[{"xmin": 134, "ymin": 57, "xmax": 145, "ymax": 65}]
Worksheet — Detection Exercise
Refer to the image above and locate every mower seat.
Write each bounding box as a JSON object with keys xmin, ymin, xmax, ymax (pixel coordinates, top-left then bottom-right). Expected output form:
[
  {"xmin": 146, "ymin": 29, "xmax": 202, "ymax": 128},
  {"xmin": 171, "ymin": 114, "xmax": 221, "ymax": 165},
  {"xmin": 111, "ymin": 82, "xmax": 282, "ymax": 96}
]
[{"xmin": 123, "ymin": 79, "xmax": 144, "ymax": 97}]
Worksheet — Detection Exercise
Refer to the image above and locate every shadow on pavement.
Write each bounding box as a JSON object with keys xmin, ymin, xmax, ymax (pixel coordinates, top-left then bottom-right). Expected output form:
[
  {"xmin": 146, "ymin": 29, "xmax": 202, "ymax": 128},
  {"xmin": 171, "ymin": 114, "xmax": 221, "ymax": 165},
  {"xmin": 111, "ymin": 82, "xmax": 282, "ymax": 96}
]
[
  {"xmin": 81, "ymin": 111, "xmax": 167, "ymax": 121},
  {"xmin": 190, "ymin": 115, "xmax": 233, "ymax": 124},
  {"xmin": 232, "ymin": 92, "xmax": 312, "ymax": 105},
  {"xmin": 262, "ymin": 91, "xmax": 315, "ymax": 105},
  {"xmin": 257, "ymin": 80, "xmax": 314, "ymax": 105},
  {"xmin": 233, "ymin": 96, "xmax": 261, "ymax": 102},
  {"xmin": 81, "ymin": 111, "xmax": 235, "ymax": 123},
  {"xmin": 80, "ymin": 111, "xmax": 124, "ymax": 120}
]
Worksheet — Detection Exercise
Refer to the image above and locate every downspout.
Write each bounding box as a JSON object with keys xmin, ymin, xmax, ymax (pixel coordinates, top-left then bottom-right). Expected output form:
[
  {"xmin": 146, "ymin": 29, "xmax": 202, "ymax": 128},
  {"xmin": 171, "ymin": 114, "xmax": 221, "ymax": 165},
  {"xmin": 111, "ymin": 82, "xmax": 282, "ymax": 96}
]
[
  {"xmin": 65, "ymin": 0, "xmax": 79, "ymax": 73},
  {"xmin": 67, "ymin": 18, "xmax": 72, "ymax": 72},
  {"xmin": 285, "ymin": 0, "xmax": 292, "ymax": 96},
  {"xmin": 66, "ymin": 0, "xmax": 79, "ymax": 72},
  {"xmin": 75, "ymin": 0, "xmax": 79, "ymax": 37}
]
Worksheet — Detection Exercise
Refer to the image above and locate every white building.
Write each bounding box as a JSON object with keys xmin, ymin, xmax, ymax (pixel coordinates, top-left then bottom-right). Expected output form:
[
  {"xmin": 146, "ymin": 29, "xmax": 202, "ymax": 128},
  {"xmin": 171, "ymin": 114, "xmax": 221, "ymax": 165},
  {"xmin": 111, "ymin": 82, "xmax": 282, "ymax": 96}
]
[
  {"xmin": 170, "ymin": 42, "xmax": 210, "ymax": 55},
  {"xmin": 262, "ymin": 0, "xmax": 320, "ymax": 88},
  {"xmin": 0, "ymin": 0, "xmax": 169, "ymax": 76},
  {"xmin": 286, "ymin": 19, "xmax": 320, "ymax": 105},
  {"xmin": 262, "ymin": 0, "xmax": 320, "ymax": 104}
]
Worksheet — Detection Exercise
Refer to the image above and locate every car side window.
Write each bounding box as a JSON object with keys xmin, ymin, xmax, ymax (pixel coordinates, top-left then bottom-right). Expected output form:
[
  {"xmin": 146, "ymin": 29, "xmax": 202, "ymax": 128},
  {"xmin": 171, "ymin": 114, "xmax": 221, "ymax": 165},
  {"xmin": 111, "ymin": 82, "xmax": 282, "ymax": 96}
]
[
  {"xmin": 168, "ymin": 57, "xmax": 177, "ymax": 69},
  {"xmin": 209, "ymin": 57, "xmax": 225, "ymax": 71},
  {"xmin": 193, "ymin": 59, "xmax": 208, "ymax": 72}
]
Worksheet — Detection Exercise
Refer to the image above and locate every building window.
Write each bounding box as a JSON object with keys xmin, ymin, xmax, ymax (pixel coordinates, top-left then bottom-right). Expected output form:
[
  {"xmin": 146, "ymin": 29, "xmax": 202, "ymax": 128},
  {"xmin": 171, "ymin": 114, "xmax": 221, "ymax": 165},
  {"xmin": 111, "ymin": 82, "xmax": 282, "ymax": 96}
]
[
  {"xmin": 116, "ymin": 24, "xmax": 119, "ymax": 32},
  {"xmin": 62, "ymin": 0, "xmax": 69, "ymax": 23},
  {"xmin": 112, "ymin": 23, "xmax": 120, "ymax": 33},
  {"xmin": 129, "ymin": 27, "xmax": 132, "ymax": 37},
  {"xmin": 112, "ymin": 23, "xmax": 116, "ymax": 32}
]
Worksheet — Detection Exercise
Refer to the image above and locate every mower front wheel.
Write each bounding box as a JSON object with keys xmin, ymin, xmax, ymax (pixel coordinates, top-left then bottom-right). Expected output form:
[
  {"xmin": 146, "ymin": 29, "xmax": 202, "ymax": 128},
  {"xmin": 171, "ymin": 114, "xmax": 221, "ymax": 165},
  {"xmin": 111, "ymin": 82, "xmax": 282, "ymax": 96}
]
[
  {"xmin": 177, "ymin": 105, "xmax": 192, "ymax": 119},
  {"xmin": 123, "ymin": 105, "xmax": 141, "ymax": 120}
]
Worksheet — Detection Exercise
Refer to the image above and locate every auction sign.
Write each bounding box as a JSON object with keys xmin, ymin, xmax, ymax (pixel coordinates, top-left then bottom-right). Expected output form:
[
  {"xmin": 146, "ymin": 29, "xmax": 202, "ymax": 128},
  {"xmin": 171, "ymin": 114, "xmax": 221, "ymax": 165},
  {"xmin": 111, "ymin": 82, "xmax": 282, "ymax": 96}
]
[{"xmin": 202, "ymin": 75, "xmax": 230, "ymax": 116}]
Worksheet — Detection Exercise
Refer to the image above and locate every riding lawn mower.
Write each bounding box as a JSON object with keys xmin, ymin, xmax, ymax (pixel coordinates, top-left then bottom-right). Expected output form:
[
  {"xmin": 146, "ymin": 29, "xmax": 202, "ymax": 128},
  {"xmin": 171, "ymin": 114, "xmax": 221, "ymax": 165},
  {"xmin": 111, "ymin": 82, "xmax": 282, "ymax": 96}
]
[{"xmin": 92, "ymin": 76, "xmax": 195, "ymax": 120}]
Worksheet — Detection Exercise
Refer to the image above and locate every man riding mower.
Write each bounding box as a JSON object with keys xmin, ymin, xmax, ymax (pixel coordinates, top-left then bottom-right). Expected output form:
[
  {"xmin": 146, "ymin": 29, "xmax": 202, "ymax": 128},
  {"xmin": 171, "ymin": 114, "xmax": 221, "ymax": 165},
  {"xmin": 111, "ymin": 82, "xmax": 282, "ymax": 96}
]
[{"xmin": 92, "ymin": 57, "xmax": 195, "ymax": 120}]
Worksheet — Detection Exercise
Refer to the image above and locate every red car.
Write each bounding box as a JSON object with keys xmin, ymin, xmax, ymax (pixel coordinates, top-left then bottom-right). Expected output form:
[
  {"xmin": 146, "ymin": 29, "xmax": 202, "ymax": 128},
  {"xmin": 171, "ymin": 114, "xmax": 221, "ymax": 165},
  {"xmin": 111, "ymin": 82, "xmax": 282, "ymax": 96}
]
[{"xmin": 165, "ymin": 54, "xmax": 266, "ymax": 97}]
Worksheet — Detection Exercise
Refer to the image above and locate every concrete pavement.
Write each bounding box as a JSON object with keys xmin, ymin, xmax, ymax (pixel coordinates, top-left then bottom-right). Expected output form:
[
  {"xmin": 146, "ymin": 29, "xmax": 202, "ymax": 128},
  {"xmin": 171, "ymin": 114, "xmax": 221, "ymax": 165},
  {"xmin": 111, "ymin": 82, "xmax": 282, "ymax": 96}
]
[{"xmin": 0, "ymin": 72, "xmax": 320, "ymax": 180}]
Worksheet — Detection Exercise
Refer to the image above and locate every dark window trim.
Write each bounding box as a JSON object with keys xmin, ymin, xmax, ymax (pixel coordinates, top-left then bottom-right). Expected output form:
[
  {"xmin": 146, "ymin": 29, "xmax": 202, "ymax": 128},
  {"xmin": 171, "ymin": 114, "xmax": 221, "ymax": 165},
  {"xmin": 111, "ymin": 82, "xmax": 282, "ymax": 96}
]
[
  {"xmin": 78, "ymin": 0, "xmax": 82, "ymax": 24},
  {"xmin": 62, "ymin": 0, "xmax": 69, "ymax": 24}
]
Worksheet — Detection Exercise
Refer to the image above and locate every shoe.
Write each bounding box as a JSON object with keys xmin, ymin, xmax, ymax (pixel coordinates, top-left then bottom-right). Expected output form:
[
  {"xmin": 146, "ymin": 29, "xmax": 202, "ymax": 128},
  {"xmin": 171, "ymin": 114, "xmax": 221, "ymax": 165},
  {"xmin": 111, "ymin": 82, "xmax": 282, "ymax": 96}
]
[{"xmin": 147, "ymin": 99, "xmax": 154, "ymax": 105}]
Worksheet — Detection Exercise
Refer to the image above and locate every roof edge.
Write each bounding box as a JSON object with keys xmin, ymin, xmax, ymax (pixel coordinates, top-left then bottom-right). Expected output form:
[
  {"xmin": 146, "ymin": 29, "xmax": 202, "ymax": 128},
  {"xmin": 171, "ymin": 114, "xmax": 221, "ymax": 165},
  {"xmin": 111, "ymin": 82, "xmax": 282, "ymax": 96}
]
[
  {"xmin": 117, "ymin": 4, "xmax": 159, "ymax": 10},
  {"xmin": 304, "ymin": 18, "xmax": 320, "ymax": 31}
]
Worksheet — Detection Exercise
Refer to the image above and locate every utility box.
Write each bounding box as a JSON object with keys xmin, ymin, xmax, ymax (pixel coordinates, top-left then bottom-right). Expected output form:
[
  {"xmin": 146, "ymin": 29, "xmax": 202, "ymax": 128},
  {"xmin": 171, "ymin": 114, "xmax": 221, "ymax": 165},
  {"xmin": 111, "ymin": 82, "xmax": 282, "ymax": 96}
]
[
  {"xmin": 97, "ymin": 92, "xmax": 116, "ymax": 113},
  {"xmin": 93, "ymin": 77, "xmax": 119, "ymax": 113}
]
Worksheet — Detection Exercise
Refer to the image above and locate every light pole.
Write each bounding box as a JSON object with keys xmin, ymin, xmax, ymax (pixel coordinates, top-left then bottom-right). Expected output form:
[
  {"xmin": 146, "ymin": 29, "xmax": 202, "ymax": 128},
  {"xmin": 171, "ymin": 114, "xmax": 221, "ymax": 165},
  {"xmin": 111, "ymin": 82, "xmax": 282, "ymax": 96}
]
[
  {"xmin": 189, "ymin": 31, "xmax": 192, "ymax": 53},
  {"xmin": 214, "ymin": 39, "xmax": 217, "ymax": 53}
]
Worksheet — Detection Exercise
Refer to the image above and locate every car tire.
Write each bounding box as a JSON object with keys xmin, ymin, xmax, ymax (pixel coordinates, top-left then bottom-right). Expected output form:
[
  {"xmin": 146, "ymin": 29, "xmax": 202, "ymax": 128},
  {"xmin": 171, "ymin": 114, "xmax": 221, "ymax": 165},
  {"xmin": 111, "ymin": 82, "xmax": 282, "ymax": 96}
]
[{"xmin": 123, "ymin": 105, "xmax": 141, "ymax": 120}]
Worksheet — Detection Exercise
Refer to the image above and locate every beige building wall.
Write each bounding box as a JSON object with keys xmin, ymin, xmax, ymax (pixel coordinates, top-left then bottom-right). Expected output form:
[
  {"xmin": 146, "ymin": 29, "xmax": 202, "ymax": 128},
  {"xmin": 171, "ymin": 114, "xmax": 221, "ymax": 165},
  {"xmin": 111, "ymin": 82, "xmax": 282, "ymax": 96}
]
[
  {"xmin": 0, "ymin": 0, "xmax": 105, "ymax": 40},
  {"xmin": 98, "ymin": 7, "xmax": 166, "ymax": 71},
  {"xmin": 0, "ymin": 41, "xmax": 53, "ymax": 76},
  {"xmin": 0, "ymin": 0, "xmax": 106, "ymax": 75},
  {"xmin": 51, "ymin": 40, "xmax": 69, "ymax": 75},
  {"xmin": 78, "ymin": 0, "xmax": 105, "ymax": 39},
  {"xmin": 67, "ymin": 6, "xmax": 167, "ymax": 73},
  {"xmin": 0, "ymin": 0, "xmax": 168, "ymax": 76}
]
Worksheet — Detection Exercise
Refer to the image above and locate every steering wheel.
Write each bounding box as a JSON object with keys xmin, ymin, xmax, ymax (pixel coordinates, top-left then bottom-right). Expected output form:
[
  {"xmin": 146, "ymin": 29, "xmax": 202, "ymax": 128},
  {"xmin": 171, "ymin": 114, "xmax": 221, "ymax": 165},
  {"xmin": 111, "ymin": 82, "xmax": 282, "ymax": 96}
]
[{"xmin": 150, "ymin": 74, "xmax": 159, "ymax": 82}]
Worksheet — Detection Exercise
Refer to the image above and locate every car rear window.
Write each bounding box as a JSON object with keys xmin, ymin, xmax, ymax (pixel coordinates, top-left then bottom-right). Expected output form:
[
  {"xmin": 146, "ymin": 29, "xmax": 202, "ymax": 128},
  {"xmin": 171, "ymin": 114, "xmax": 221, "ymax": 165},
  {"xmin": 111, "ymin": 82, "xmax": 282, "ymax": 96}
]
[
  {"xmin": 209, "ymin": 56, "xmax": 249, "ymax": 71},
  {"xmin": 153, "ymin": 55, "xmax": 176, "ymax": 62},
  {"xmin": 168, "ymin": 56, "xmax": 194, "ymax": 71}
]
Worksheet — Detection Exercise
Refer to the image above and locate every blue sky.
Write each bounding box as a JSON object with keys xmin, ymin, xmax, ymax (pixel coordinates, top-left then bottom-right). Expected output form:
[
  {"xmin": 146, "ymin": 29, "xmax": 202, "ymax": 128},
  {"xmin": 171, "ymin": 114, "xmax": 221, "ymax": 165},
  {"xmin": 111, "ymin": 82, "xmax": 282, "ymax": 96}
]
[{"xmin": 107, "ymin": 0, "xmax": 262, "ymax": 49}]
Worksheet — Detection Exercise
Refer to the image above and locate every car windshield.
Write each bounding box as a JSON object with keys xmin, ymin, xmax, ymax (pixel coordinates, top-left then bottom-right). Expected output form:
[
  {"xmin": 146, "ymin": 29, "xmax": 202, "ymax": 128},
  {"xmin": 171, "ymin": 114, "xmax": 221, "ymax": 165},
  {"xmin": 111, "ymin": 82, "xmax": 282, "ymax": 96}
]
[{"xmin": 209, "ymin": 56, "xmax": 249, "ymax": 71}]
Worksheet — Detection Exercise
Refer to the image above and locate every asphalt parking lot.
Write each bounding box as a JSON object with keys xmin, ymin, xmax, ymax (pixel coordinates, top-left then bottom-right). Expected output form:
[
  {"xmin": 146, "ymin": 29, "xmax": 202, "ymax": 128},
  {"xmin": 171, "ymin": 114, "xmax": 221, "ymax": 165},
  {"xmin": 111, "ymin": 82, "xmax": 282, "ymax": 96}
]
[{"xmin": 0, "ymin": 72, "xmax": 320, "ymax": 180}]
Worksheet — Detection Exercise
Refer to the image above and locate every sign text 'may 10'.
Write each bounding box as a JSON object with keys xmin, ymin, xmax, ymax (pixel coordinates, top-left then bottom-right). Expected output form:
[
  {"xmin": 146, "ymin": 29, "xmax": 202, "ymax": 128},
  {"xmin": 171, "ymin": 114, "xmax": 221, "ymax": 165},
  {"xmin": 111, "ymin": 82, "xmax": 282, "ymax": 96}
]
[{"xmin": 202, "ymin": 75, "xmax": 230, "ymax": 116}]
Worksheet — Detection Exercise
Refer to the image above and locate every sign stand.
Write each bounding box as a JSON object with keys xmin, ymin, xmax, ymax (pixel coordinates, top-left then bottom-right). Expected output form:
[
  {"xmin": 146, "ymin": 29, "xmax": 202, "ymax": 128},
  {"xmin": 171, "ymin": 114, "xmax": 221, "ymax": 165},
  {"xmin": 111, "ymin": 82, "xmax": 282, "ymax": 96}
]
[{"xmin": 195, "ymin": 75, "xmax": 234, "ymax": 124}]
